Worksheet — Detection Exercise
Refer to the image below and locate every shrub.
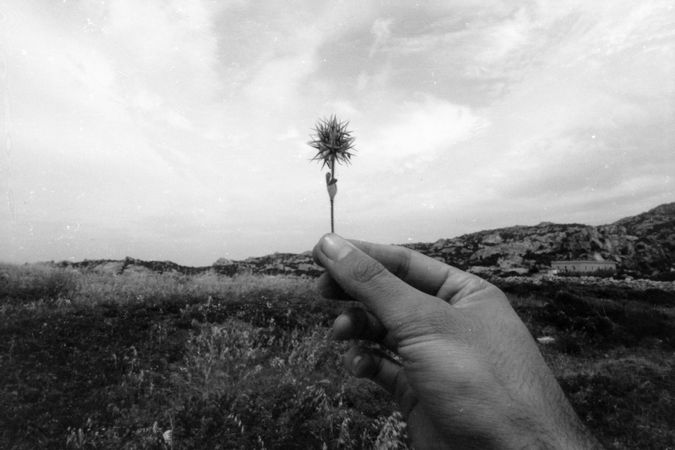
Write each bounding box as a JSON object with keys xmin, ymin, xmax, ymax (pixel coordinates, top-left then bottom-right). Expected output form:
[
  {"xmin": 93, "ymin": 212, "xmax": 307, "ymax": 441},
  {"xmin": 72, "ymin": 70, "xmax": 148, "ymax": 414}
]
[
  {"xmin": 0, "ymin": 263, "xmax": 79, "ymax": 302},
  {"xmin": 559, "ymin": 358, "xmax": 674, "ymax": 449}
]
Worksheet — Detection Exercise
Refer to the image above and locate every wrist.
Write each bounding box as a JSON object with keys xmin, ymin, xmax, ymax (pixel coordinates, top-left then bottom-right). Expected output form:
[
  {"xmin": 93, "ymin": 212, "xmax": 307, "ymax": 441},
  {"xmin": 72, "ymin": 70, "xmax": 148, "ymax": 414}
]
[{"xmin": 497, "ymin": 401, "xmax": 602, "ymax": 450}]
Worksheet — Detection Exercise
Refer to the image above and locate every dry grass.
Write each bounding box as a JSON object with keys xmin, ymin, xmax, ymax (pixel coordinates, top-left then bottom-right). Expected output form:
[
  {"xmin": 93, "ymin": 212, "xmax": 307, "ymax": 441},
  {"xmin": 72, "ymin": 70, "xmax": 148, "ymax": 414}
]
[
  {"xmin": 0, "ymin": 263, "xmax": 672, "ymax": 448},
  {"xmin": 0, "ymin": 264, "xmax": 404, "ymax": 449}
]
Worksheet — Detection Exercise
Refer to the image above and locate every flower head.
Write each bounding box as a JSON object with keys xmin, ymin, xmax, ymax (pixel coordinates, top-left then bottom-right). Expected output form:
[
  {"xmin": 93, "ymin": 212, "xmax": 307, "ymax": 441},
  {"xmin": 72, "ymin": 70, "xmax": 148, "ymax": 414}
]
[{"xmin": 308, "ymin": 115, "xmax": 355, "ymax": 169}]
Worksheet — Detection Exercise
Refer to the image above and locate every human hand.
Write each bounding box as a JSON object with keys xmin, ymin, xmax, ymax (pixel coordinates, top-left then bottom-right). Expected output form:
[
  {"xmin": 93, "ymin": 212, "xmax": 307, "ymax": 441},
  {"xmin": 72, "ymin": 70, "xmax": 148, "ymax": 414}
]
[{"xmin": 313, "ymin": 234, "xmax": 600, "ymax": 449}]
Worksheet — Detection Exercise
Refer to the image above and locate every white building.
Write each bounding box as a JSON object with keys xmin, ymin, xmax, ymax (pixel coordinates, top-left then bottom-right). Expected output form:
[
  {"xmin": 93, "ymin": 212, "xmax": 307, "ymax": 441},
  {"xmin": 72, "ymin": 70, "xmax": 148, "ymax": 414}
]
[{"xmin": 550, "ymin": 260, "xmax": 616, "ymax": 274}]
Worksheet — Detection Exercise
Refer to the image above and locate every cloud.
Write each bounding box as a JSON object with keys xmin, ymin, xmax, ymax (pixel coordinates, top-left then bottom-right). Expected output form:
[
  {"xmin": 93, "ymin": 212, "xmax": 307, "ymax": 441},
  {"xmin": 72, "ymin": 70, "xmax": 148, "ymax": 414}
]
[
  {"xmin": 1, "ymin": 0, "xmax": 673, "ymax": 264},
  {"xmin": 357, "ymin": 95, "xmax": 487, "ymax": 171},
  {"xmin": 428, "ymin": 0, "xmax": 675, "ymax": 213},
  {"xmin": 369, "ymin": 18, "xmax": 394, "ymax": 57},
  {"xmin": 242, "ymin": 54, "xmax": 318, "ymax": 109}
]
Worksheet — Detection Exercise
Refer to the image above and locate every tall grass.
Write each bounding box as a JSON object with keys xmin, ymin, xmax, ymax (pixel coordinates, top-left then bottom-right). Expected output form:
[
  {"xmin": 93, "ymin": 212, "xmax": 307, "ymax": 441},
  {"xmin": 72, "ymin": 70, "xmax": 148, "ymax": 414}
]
[
  {"xmin": 0, "ymin": 263, "xmax": 673, "ymax": 448},
  {"xmin": 0, "ymin": 264, "xmax": 406, "ymax": 449}
]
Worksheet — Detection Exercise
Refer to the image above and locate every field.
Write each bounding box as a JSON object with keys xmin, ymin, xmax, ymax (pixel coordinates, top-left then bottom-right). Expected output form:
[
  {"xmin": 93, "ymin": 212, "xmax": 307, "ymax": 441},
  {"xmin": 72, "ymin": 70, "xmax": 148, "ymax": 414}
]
[{"xmin": 0, "ymin": 264, "xmax": 673, "ymax": 449}]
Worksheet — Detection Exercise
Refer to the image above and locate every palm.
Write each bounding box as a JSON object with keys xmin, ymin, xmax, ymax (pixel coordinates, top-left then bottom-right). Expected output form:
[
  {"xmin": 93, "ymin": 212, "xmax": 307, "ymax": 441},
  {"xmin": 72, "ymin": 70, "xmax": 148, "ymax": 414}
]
[
  {"xmin": 391, "ymin": 284, "xmax": 560, "ymax": 448},
  {"xmin": 395, "ymin": 296, "xmax": 506, "ymax": 444}
]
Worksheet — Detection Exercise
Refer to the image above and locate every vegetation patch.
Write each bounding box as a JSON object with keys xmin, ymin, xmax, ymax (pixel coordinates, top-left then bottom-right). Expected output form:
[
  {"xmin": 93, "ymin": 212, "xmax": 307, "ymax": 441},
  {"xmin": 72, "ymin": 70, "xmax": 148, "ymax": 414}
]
[{"xmin": 0, "ymin": 263, "xmax": 673, "ymax": 448}]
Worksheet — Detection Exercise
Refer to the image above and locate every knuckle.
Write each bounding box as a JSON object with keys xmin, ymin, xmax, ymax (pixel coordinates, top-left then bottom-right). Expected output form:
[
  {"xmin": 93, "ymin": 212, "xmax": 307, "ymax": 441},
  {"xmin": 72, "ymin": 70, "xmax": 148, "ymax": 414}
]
[
  {"xmin": 391, "ymin": 246, "xmax": 412, "ymax": 279},
  {"xmin": 350, "ymin": 257, "xmax": 388, "ymax": 283}
]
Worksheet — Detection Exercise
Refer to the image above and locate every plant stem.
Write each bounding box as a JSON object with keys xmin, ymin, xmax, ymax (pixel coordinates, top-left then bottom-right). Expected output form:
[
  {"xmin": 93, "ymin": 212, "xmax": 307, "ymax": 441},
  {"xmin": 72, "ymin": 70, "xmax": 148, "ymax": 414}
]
[
  {"xmin": 330, "ymin": 199, "xmax": 334, "ymax": 233},
  {"xmin": 330, "ymin": 159, "xmax": 335, "ymax": 233}
]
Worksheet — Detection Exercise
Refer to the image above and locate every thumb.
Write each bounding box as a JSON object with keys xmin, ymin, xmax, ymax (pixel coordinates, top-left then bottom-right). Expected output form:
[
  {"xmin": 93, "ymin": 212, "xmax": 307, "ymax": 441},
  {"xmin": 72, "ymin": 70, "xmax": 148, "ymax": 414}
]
[{"xmin": 313, "ymin": 234, "xmax": 442, "ymax": 332}]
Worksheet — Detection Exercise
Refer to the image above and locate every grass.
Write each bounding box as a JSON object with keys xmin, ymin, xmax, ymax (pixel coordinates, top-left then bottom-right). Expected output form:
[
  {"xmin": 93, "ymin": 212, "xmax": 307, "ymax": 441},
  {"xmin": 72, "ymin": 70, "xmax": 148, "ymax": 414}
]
[
  {"xmin": 504, "ymin": 287, "xmax": 674, "ymax": 450},
  {"xmin": 0, "ymin": 263, "xmax": 673, "ymax": 449}
]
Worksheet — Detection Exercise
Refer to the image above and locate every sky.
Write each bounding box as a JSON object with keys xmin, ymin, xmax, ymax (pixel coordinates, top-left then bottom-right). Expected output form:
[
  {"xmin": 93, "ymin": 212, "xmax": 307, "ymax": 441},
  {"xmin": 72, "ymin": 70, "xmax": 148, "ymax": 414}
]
[{"xmin": 0, "ymin": 0, "xmax": 673, "ymax": 266}]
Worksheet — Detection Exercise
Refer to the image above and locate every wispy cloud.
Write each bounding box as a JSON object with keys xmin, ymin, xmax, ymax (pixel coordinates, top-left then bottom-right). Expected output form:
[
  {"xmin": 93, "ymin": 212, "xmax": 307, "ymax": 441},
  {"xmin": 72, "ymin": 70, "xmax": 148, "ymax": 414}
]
[
  {"xmin": 357, "ymin": 95, "xmax": 488, "ymax": 172},
  {"xmin": 369, "ymin": 18, "xmax": 394, "ymax": 58}
]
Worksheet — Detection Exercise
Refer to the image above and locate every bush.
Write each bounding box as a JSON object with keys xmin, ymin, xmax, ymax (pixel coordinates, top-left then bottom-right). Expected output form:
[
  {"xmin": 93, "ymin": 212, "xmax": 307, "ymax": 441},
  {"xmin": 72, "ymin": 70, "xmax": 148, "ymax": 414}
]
[
  {"xmin": 0, "ymin": 263, "xmax": 79, "ymax": 302},
  {"xmin": 559, "ymin": 359, "xmax": 674, "ymax": 449},
  {"xmin": 653, "ymin": 271, "xmax": 675, "ymax": 282},
  {"xmin": 521, "ymin": 290, "xmax": 675, "ymax": 349}
]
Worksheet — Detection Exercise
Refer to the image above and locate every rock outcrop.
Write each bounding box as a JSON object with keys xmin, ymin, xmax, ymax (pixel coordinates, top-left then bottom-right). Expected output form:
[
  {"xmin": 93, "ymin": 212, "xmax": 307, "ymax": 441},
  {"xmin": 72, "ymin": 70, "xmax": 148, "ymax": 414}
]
[
  {"xmin": 212, "ymin": 252, "xmax": 323, "ymax": 277},
  {"xmin": 55, "ymin": 202, "xmax": 674, "ymax": 280},
  {"xmin": 404, "ymin": 203, "xmax": 675, "ymax": 278}
]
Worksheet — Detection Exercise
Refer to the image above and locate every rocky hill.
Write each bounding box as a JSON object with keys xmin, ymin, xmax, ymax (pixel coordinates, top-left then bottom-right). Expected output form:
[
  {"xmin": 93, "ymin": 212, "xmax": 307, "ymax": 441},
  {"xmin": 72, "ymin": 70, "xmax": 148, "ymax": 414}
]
[
  {"xmin": 405, "ymin": 202, "xmax": 674, "ymax": 278},
  {"xmin": 56, "ymin": 202, "xmax": 674, "ymax": 280},
  {"xmin": 60, "ymin": 253, "xmax": 322, "ymax": 278}
]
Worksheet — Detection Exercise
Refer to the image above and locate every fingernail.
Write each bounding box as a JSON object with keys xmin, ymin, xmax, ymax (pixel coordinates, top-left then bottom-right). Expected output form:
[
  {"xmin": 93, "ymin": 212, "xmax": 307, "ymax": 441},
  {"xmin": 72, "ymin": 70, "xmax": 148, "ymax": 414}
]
[
  {"xmin": 321, "ymin": 234, "xmax": 353, "ymax": 261},
  {"xmin": 351, "ymin": 355, "xmax": 363, "ymax": 375}
]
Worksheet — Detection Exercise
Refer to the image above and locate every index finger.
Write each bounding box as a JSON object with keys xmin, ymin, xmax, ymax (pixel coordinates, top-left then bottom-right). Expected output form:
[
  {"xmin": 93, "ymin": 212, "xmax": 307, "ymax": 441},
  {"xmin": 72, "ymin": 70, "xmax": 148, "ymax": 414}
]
[
  {"xmin": 313, "ymin": 234, "xmax": 447, "ymax": 331},
  {"xmin": 319, "ymin": 239, "xmax": 489, "ymax": 303}
]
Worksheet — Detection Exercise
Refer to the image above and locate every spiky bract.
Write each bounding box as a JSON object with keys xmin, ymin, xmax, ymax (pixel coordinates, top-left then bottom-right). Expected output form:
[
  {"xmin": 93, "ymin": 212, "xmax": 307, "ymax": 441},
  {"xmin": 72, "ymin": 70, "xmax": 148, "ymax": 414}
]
[{"xmin": 308, "ymin": 115, "xmax": 355, "ymax": 169}]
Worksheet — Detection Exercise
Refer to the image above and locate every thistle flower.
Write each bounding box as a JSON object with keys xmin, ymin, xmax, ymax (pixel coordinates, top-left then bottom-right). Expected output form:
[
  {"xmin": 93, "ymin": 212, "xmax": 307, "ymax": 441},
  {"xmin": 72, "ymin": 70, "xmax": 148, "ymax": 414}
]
[
  {"xmin": 308, "ymin": 115, "xmax": 356, "ymax": 233},
  {"xmin": 308, "ymin": 115, "xmax": 356, "ymax": 169}
]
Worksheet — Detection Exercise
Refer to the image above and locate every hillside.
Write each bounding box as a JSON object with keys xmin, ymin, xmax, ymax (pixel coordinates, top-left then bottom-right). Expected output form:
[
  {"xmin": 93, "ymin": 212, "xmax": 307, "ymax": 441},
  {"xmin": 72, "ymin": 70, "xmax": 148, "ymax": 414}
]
[
  {"xmin": 56, "ymin": 202, "xmax": 675, "ymax": 280},
  {"xmin": 6, "ymin": 204, "xmax": 672, "ymax": 449},
  {"xmin": 405, "ymin": 202, "xmax": 675, "ymax": 278}
]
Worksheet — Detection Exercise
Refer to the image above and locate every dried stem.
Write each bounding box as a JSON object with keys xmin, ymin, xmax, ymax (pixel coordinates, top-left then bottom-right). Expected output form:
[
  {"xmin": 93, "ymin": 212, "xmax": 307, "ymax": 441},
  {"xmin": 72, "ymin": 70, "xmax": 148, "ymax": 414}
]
[{"xmin": 330, "ymin": 159, "xmax": 335, "ymax": 233}]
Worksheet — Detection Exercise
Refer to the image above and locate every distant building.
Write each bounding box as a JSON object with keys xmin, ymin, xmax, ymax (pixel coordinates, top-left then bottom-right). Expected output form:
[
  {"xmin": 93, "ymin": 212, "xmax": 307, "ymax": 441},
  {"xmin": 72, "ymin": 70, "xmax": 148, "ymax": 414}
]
[{"xmin": 551, "ymin": 260, "xmax": 616, "ymax": 274}]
